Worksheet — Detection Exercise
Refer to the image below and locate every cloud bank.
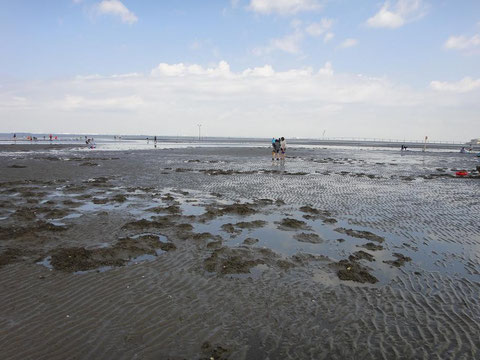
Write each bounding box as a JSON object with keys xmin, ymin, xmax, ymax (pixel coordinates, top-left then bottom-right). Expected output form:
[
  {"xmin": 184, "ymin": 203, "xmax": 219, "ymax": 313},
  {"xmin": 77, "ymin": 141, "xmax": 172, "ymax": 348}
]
[{"xmin": 1, "ymin": 61, "xmax": 478, "ymax": 140}]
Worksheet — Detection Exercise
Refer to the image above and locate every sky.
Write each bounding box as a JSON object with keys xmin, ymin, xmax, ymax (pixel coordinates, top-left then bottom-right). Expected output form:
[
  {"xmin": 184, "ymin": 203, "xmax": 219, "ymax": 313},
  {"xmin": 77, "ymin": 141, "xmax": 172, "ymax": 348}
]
[{"xmin": 0, "ymin": 0, "xmax": 479, "ymax": 140}]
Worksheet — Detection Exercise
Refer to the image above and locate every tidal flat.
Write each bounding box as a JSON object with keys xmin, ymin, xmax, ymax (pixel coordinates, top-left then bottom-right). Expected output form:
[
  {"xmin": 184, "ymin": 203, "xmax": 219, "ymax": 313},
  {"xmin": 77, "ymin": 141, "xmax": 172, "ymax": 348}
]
[{"xmin": 0, "ymin": 144, "xmax": 479, "ymax": 359}]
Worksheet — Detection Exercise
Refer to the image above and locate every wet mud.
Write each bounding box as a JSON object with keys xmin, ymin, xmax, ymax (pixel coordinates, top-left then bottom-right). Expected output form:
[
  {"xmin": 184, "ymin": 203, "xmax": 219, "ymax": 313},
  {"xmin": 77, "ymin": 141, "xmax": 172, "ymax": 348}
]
[
  {"xmin": 293, "ymin": 232, "xmax": 323, "ymax": 244},
  {"xmin": 334, "ymin": 259, "xmax": 379, "ymax": 284},
  {"xmin": 1, "ymin": 145, "xmax": 480, "ymax": 359},
  {"xmin": 49, "ymin": 235, "xmax": 175, "ymax": 272},
  {"xmin": 383, "ymin": 253, "xmax": 412, "ymax": 267},
  {"xmin": 334, "ymin": 227, "xmax": 385, "ymax": 243},
  {"xmin": 276, "ymin": 218, "xmax": 310, "ymax": 230}
]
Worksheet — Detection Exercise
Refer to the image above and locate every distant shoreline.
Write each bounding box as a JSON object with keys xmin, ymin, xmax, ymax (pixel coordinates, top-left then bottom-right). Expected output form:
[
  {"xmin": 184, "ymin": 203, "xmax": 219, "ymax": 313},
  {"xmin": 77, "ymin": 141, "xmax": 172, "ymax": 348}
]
[{"xmin": 0, "ymin": 138, "xmax": 473, "ymax": 151}]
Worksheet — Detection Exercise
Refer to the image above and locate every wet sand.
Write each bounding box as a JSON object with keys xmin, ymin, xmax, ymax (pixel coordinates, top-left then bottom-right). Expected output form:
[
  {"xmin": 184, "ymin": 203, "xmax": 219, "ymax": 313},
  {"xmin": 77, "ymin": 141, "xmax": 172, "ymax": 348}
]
[{"xmin": 1, "ymin": 144, "xmax": 479, "ymax": 359}]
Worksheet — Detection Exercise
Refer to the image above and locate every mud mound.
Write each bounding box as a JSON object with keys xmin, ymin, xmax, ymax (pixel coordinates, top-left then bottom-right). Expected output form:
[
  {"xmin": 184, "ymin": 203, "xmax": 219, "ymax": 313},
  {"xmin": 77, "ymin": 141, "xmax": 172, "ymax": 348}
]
[
  {"xmin": 92, "ymin": 198, "xmax": 109, "ymax": 204},
  {"xmin": 291, "ymin": 253, "xmax": 330, "ymax": 265},
  {"xmin": 359, "ymin": 242, "xmax": 384, "ymax": 251},
  {"xmin": 49, "ymin": 235, "xmax": 175, "ymax": 272},
  {"xmin": 111, "ymin": 194, "xmax": 127, "ymax": 203},
  {"xmin": 334, "ymin": 228, "xmax": 385, "ymax": 243},
  {"xmin": 383, "ymin": 253, "xmax": 411, "ymax": 267},
  {"xmin": 221, "ymin": 223, "xmax": 240, "ymax": 235},
  {"xmin": 234, "ymin": 220, "xmax": 267, "ymax": 229},
  {"xmin": 44, "ymin": 208, "xmax": 72, "ymax": 219},
  {"xmin": 62, "ymin": 200, "xmax": 83, "ymax": 208},
  {"xmin": 299, "ymin": 206, "xmax": 322, "ymax": 215},
  {"xmin": 253, "ymin": 198, "xmax": 274, "ymax": 206},
  {"xmin": 349, "ymin": 250, "xmax": 375, "ymax": 262},
  {"xmin": 122, "ymin": 217, "xmax": 175, "ymax": 230},
  {"xmin": 13, "ymin": 207, "xmax": 37, "ymax": 220},
  {"xmin": 50, "ymin": 247, "xmax": 124, "ymax": 272},
  {"xmin": 293, "ymin": 232, "xmax": 323, "ymax": 244},
  {"xmin": 243, "ymin": 238, "xmax": 259, "ymax": 245},
  {"xmin": 334, "ymin": 260, "xmax": 378, "ymax": 284},
  {"xmin": 149, "ymin": 205, "xmax": 182, "ymax": 214},
  {"xmin": 0, "ymin": 248, "xmax": 26, "ymax": 268},
  {"xmin": 276, "ymin": 218, "xmax": 310, "ymax": 230},
  {"xmin": 323, "ymin": 218, "xmax": 337, "ymax": 224},
  {"xmin": 200, "ymin": 341, "xmax": 231, "ymax": 360},
  {"xmin": 204, "ymin": 247, "xmax": 264, "ymax": 274},
  {"xmin": 220, "ymin": 203, "xmax": 257, "ymax": 216}
]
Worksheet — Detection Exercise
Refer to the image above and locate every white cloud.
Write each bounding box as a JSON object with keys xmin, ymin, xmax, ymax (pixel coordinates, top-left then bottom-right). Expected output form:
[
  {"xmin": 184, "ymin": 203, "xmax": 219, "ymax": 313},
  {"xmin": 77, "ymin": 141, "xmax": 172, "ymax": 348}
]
[
  {"xmin": 366, "ymin": 0, "xmax": 428, "ymax": 29},
  {"xmin": 305, "ymin": 18, "xmax": 333, "ymax": 36},
  {"xmin": 318, "ymin": 61, "xmax": 333, "ymax": 76},
  {"xmin": 253, "ymin": 30, "xmax": 303, "ymax": 55},
  {"xmin": 151, "ymin": 61, "xmax": 232, "ymax": 77},
  {"xmin": 444, "ymin": 34, "xmax": 480, "ymax": 51},
  {"xmin": 95, "ymin": 0, "xmax": 138, "ymax": 24},
  {"xmin": 242, "ymin": 65, "xmax": 275, "ymax": 77},
  {"xmin": 430, "ymin": 77, "xmax": 480, "ymax": 93},
  {"xmin": 305, "ymin": 18, "xmax": 335, "ymax": 43},
  {"xmin": 339, "ymin": 38, "xmax": 358, "ymax": 48},
  {"xmin": 248, "ymin": 0, "xmax": 322, "ymax": 15},
  {"xmin": 323, "ymin": 32, "xmax": 334, "ymax": 43}
]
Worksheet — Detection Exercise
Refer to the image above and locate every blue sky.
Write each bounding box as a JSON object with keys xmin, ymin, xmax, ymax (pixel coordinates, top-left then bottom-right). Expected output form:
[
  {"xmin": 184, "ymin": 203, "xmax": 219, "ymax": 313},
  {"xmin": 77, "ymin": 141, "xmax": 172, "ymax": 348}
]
[{"xmin": 1, "ymin": 0, "xmax": 479, "ymax": 140}]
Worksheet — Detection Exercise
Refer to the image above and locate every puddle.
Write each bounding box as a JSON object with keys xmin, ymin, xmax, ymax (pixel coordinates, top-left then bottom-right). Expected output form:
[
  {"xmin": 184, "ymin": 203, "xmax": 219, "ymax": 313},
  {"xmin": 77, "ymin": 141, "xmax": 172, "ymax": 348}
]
[
  {"xmin": 128, "ymin": 248, "xmax": 167, "ymax": 264},
  {"xmin": 48, "ymin": 220, "xmax": 67, "ymax": 227},
  {"xmin": 59, "ymin": 213, "xmax": 83, "ymax": 220},
  {"xmin": 179, "ymin": 202, "xmax": 205, "ymax": 216},
  {"xmin": 85, "ymin": 242, "xmax": 110, "ymax": 250},
  {"xmin": 36, "ymin": 256, "xmax": 53, "ymax": 269}
]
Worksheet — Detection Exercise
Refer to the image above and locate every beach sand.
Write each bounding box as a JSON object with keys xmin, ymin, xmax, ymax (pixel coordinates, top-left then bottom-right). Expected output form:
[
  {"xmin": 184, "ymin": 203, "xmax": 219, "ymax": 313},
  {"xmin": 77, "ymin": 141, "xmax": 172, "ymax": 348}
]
[{"xmin": 0, "ymin": 144, "xmax": 479, "ymax": 359}]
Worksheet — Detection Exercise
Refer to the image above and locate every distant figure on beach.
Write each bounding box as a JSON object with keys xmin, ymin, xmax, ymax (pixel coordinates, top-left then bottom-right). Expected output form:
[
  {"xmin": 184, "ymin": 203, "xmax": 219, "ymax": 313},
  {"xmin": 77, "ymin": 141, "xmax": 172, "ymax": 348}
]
[
  {"xmin": 146, "ymin": 137, "xmax": 149, "ymax": 144},
  {"xmin": 280, "ymin": 137, "xmax": 286, "ymax": 161},
  {"xmin": 49, "ymin": 134, "xmax": 52, "ymax": 142},
  {"xmin": 86, "ymin": 138, "xmax": 96, "ymax": 149},
  {"xmin": 401, "ymin": 145, "xmax": 408, "ymax": 151},
  {"xmin": 154, "ymin": 136, "xmax": 157, "ymax": 148},
  {"xmin": 460, "ymin": 147, "xmax": 466, "ymax": 154},
  {"xmin": 272, "ymin": 138, "xmax": 281, "ymax": 161},
  {"xmin": 13, "ymin": 133, "xmax": 16, "ymax": 143}
]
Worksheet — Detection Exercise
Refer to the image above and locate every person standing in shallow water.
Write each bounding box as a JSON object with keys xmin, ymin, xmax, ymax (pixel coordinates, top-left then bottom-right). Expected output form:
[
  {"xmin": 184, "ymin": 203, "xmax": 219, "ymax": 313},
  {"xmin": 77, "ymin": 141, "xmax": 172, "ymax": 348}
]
[
  {"xmin": 154, "ymin": 136, "xmax": 157, "ymax": 148},
  {"xmin": 272, "ymin": 138, "xmax": 281, "ymax": 161},
  {"xmin": 271, "ymin": 138, "xmax": 276, "ymax": 160},
  {"xmin": 280, "ymin": 137, "xmax": 286, "ymax": 161}
]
